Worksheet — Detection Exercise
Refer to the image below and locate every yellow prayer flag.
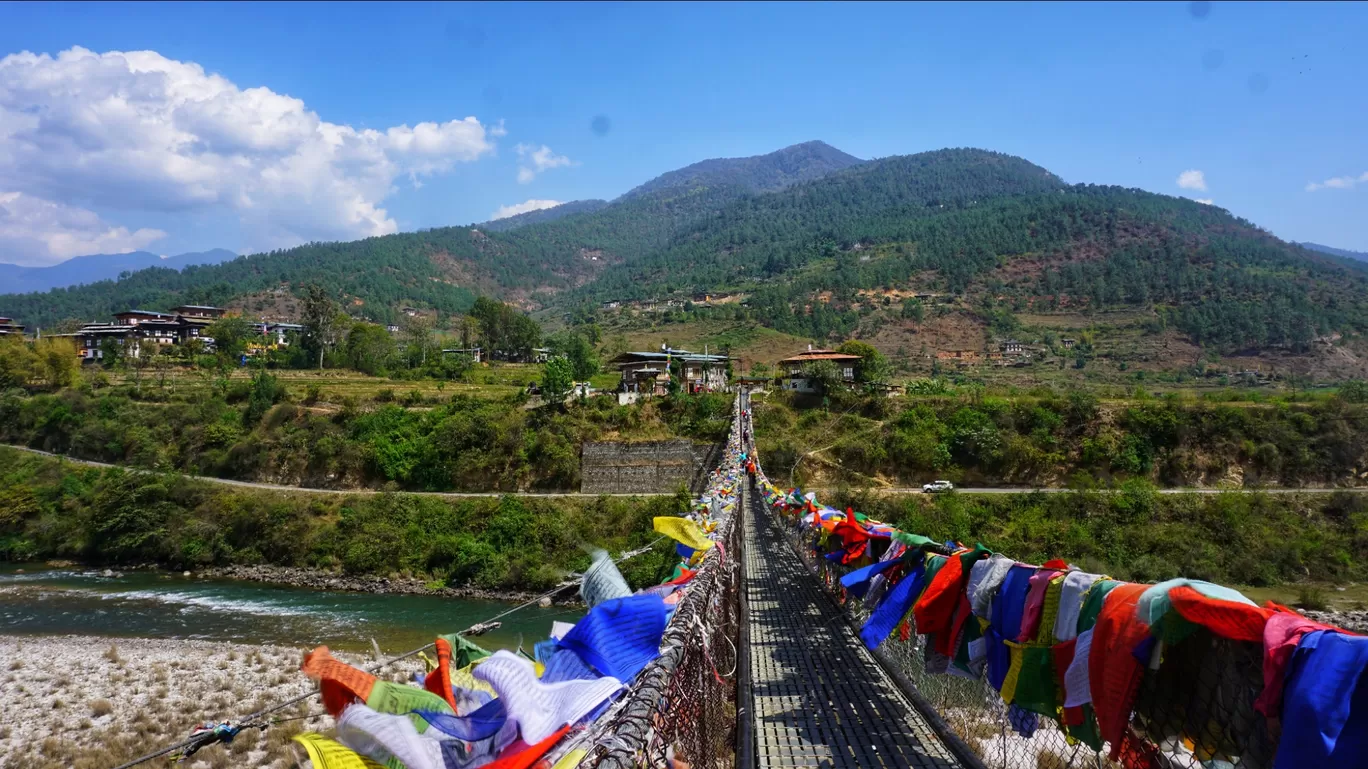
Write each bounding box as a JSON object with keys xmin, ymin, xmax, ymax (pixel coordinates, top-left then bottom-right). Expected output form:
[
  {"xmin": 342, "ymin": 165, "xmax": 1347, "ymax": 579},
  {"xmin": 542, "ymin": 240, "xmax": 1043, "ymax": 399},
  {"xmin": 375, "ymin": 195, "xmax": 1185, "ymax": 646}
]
[
  {"xmin": 653, "ymin": 516, "xmax": 715, "ymax": 552},
  {"xmin": 293, "ymin": 733, "xmax": 386, "ymax": 769},
  {"xmin": 552, "ymin": 749, "xmax": 589, "ymax": 769}
]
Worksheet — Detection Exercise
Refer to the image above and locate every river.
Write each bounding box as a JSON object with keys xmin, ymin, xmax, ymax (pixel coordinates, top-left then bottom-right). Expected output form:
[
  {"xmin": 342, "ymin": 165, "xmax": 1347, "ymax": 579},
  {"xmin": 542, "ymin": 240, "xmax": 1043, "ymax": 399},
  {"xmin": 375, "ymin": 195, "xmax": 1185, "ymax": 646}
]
[{"xmin": 0, "ymin": 564, "xmax": 581, "ymax": 653}]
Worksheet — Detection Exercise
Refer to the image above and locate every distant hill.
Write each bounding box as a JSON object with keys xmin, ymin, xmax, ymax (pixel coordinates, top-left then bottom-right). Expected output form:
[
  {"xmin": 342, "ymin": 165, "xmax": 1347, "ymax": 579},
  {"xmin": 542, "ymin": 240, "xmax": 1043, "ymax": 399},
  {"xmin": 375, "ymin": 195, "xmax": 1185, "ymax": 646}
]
[
  {"xmin": 0, "ymin": 248, "xmax": 237, "ymax": 294},
  {"xmin": 1300, "ymin": 242, "xmax": 1368, "ymax": 262},
  {"xmin": 4, "ymin": 142, "xmax": 1368, "ymax": 359},
  {"xmin": 478, "ymin": 200, "xmax": 609, "ymax": 232},
  {"xmin": 619, "ymin": 140, "xmax": 864, "ymax": 200}
]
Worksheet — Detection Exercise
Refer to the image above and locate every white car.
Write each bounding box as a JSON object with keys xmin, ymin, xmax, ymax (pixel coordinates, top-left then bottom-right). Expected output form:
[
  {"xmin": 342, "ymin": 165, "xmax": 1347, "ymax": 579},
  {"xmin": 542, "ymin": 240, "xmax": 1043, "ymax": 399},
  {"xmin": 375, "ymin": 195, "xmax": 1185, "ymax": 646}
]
[{"xmin": 922, "ymin": 480, "xmax": 954, "ymax": 493}]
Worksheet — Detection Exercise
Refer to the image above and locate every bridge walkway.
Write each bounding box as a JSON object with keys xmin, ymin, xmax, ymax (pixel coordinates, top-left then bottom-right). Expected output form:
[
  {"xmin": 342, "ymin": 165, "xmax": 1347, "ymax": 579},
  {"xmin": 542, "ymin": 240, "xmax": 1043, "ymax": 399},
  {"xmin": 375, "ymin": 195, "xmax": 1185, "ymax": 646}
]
[{"xmin": 740, "ymin": 480, "xmax": 963, "ymax": 769}]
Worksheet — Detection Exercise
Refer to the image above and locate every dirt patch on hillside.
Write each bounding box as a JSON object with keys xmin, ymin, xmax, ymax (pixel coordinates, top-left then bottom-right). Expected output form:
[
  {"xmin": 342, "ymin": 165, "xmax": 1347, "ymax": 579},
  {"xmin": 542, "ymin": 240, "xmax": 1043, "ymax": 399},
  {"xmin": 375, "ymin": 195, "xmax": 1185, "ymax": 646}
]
[
  {"xmin": 864, "ymin": 308, "xmax": 985, "ymax": 360},
  {"xmin": 225, "ymin": 286, "xmax": 302, "ymax": 321}
]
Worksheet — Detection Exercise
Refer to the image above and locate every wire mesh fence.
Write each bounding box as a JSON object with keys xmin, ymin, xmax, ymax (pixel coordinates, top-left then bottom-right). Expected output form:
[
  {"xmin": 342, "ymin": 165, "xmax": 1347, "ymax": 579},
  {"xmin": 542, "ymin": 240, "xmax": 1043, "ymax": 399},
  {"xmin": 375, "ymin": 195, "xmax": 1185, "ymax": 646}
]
[
  {"xmin": 572, "ymin": 453, "xmax": 744, "ymax": 769},
  {"xmin": 766, "ymin": 502, "xmax": 1281, "ymax": 769}
]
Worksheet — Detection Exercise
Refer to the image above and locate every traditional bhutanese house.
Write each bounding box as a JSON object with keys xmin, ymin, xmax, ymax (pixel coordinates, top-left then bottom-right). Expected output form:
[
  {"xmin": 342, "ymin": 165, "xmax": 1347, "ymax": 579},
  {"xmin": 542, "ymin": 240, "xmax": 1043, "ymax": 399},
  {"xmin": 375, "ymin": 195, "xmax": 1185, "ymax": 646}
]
[
  {"xmin": 610, "ymin": 348, "xmax": 730, "ymax": 396},
  {"xmin": 776, "ymin": 346, "xmax": 863, "ymax": 394},
  {"xmin": 936, "ymin": 349, "xmax": 981, "ymax": 364},
  {"xmin": 0, "ymin": 317, "xmax": 25, "ymax": 336},
  {"xmin": 170, "ymin": 305, "xmax": 226, "ymax": 319}
]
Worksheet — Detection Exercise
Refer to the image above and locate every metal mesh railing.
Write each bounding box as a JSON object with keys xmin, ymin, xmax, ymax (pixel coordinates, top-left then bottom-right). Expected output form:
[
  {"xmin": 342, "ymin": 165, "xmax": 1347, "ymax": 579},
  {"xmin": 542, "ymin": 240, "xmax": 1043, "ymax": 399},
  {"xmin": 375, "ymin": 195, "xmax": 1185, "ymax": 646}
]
[
  {"xmin": 768, "ymin": 505, "xmax": 1281, "ymax": 769},
  {"xmin": 571, "ymin": 403, "xmax": 746, "ymax": 769},
  {"xmin": 572, "ymin": 492, "xmax": 742, "ymax": 769}
]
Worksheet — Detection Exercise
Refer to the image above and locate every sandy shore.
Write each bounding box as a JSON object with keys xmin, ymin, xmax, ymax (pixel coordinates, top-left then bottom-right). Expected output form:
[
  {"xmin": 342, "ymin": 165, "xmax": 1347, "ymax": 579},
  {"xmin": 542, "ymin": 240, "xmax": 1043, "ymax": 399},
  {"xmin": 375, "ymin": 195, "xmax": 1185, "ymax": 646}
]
[{"xmin": 0, "ymin": 635, "xmax": 423, "ymax": 769}]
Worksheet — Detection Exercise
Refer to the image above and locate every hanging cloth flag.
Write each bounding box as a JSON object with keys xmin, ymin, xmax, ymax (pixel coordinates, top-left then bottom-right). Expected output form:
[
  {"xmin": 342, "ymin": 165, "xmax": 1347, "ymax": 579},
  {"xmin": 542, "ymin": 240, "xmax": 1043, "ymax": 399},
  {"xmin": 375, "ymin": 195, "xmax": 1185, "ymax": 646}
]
[
  {"xmin": 424, "ymin": 636, "xmax": 458, "ymax": 711},
  {"xmin": 559, "ymin": 594, "xmax": 669, "ymax": 681},
  {"xmin": 292, "ymin": 733, "xmax": 386, "ymax": 769},
  {"xmin": 1274, "ymin": 630, "xmax": 1368, "ymax": 768},
  {"xmin": 653, "ymin": 516, "xmax": 715, "ymax": 552},
  {"xmin": 473, "ymin": 651, "xmax": 623, "ymax": 744},
  {"xmin": 302, "ymin": 646, "xmax": 377, "ymax": 706},
  {"xmin": 580, "ymin": 549, "xmax": 633, "ymax": 609},
  {"xmin": 415, "ymin": 697, "xmax": 508, "ymax": 742},
  {"xmin": 437, "ymin": 632, "xmax": 492, "ymax": 669},
  {"xmin": 860, "ymin": 551, "xmax": 928, "ymax": 650},
  {"xmin": 336, "ymin": 705, "xmax": 445, "ymax": 769},
  {"xmin": 365, "ymin": 681, "xmax": 454, "ymax": 732},
  {"xmin": 839, "ymin": 559, "xmax": 900, "ymax": 600},
  {"xmin": 481, "ymin": 725, "xmax": 574, "ymax": 769}
]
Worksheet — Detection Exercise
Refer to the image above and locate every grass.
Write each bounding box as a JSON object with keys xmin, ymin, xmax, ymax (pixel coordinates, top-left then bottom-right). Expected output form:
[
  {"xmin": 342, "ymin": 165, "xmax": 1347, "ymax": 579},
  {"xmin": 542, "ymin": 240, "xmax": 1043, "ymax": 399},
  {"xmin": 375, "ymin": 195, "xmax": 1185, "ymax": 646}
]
[
  {"xmin": 1240, "ymin": 582, "xmax": 1368, "ymax": 613},
  {"xmin": 602, "ymin": 316, "xmax": 814, "ymax": 369},
  {"xmin": 106, "ymin": 367, "xmax": 522, "ymax": 404}
]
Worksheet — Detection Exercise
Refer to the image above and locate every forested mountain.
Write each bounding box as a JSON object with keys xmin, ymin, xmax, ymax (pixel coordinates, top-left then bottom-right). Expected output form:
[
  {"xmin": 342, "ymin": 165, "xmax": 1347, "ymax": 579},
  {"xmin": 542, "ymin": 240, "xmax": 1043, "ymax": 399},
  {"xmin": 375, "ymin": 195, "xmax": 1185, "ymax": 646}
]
[
  {"xmin": 620, "ymin": 140, "xmax": 864, "ymax": 200},
  {"xmin": 0, "ymin": 248, "xmax": 236, "ymax": 294},
  {"xmin": 3, "ymin": 141, "xmax": 1366, "ymax": 357},
  {"xmin": 477, "ymin": 199, "xmax": 609, "ymax": 232}
]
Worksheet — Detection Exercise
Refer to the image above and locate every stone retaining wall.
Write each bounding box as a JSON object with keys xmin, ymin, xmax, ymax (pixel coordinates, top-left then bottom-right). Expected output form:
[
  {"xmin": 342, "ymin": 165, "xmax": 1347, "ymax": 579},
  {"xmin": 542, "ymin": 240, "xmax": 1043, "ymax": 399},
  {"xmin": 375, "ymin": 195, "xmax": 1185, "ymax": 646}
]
[{"xmin": 580, "ymin": 440, "xmax": 720, "ymax": 494}]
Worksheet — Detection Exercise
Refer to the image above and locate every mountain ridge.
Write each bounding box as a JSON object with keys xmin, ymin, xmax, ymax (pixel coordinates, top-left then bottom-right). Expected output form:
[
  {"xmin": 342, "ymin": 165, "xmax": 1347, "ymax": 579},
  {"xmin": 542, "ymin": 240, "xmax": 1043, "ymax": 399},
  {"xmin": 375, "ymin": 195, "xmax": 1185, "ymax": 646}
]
[
  {"xmin": 477, "ymin": 200, "xmax": 610, "ymax": 232},
  {"xmin": 0, "ymin": 248, "xmax": 238, "ymax": 294},
  {"xmin": 1300, "ymin": 242, "xmax": 1368, "ymax": 262},
  {"xmin": 1, "ymin": 142, "xmax": 1365, "ymax": 364},
  {"xmin": 618, "ymin": 140, "xmax": 865, "ymax": 200}
]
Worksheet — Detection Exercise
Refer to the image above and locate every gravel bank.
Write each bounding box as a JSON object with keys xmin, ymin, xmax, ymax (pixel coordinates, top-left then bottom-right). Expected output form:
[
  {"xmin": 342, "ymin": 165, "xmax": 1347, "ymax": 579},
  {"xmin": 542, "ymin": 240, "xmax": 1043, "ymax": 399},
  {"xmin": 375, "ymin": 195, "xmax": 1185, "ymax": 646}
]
[{"xmin": 0, "ymin": 635, "xmax": 420, "ymax": 769}]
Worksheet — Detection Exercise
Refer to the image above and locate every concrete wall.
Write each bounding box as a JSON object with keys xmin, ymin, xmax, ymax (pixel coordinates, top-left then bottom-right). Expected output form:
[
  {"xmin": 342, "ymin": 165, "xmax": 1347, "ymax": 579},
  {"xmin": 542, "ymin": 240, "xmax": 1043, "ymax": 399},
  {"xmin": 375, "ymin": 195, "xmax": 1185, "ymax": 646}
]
[{"xmin": 581, "ymin": 439, "xmax": 722, "ymax": 495}]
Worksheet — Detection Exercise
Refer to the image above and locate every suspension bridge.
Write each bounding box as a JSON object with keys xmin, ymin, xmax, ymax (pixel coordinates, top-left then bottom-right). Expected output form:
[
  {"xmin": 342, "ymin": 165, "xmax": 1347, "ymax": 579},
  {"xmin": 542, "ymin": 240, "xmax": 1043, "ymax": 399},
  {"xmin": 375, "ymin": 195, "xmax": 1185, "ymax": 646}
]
[{"xmin": 101, "ymin": 395, "xmax": 1357, "ymax": 769}]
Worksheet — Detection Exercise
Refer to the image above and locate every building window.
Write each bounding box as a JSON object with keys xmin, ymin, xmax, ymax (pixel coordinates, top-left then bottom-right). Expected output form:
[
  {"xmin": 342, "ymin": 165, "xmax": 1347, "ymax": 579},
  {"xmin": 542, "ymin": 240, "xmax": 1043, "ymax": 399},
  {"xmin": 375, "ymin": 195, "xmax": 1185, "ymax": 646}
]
[{"xmin": 843, "ymin": 367, "xmax": 854, "ymax": 380}]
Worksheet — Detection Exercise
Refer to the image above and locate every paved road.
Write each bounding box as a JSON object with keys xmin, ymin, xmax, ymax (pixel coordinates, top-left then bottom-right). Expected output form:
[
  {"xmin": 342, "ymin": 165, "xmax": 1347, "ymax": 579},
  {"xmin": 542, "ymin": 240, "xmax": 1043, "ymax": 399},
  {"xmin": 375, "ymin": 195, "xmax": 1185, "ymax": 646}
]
[
  {"xmin": 7, "ymin": 444, "xmax": 1360, "ymax": 498},
  {"xmin": 0, "ymin": 445, "xmax": 673, "ymax": 499}
]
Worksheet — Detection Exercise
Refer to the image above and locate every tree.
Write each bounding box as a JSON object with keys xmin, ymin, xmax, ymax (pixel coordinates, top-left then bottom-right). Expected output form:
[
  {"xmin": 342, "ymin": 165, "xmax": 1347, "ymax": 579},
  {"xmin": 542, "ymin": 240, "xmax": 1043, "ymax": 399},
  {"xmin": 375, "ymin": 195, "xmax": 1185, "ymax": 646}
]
[
  {"xmin": 549, "ymin": 331, "xmax": 599, "ymax": 381},
  {"xmin": 301, "ymin": 284, "xmax": 344, "ymax": 370},
  {"xmin": 803, "ymin": 359, "xmax": 843, "ymax": 395},
  {"xmin": 0, "ymin": 336, "xmax": 37, "ymax": 388},
  {"xmin": 837, "ymin": 339, "xmax": 890, "ymax": 383},
  {"xmin": 346, "ymin": 323, "xmax": 397, "ymax": 375},
  {"xmin": 469, "ymin": 297, "xmax": 541, "ymax": 360},
  {"xmin": 541, "ymin": 357, "xmax": 574, "ymax": 405},
  {"xmin": 98, "ymin": 338, "xmax": 124, "ymax": 368},
  {"xmin": 205, "ymin": 315, "xmax": 252, "ymax": 368},
  {"xmin": 35, "ymin": 338, "xmax": 79, "ymax": 389},
  {"xmin": 402, "ymin": 315, "xmax": 436, "ymax": 368}
]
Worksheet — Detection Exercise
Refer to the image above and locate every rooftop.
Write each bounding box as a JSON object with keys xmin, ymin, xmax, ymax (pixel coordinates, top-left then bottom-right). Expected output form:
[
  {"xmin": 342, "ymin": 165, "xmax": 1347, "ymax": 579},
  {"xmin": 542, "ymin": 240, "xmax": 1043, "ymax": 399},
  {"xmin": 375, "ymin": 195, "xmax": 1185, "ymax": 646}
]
[
  {"xmin": 778, "ymin": 348, "xmax": 862, "ymax": 363},
  {"xmin": 612, "ymin": 348, "xmax": 730, "ymax": 365}
]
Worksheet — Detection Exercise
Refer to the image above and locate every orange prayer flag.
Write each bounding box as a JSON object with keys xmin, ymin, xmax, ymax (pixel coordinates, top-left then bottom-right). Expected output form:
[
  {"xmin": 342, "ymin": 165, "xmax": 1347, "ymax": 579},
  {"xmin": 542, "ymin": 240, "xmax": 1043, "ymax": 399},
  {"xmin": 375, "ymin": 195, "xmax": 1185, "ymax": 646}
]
[{"xmin": 302, "ymin": 645, "xmax": 377, "ymax": 705}]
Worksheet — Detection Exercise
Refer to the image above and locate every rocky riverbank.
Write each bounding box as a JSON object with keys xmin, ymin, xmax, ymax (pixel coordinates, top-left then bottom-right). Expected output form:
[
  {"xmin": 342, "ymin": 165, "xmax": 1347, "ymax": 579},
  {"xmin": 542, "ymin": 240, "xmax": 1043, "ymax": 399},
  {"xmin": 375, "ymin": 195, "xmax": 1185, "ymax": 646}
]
[
  {"xmin": 0, "ymin": 636, "xmax": 418, "ymax": 769},
  {"xmin": 199, "ymin": 563, "xmax": 584, "ymax": 606},
  {"xmin": 1303, "ymin": 609, "xmax": 1368, "ymax": 634}
]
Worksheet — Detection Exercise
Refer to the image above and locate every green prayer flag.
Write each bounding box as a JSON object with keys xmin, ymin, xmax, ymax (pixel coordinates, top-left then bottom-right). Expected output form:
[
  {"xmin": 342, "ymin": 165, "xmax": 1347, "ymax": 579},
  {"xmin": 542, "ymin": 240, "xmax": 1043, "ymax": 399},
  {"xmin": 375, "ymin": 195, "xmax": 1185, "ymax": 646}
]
[{"xmin": 439, "ymin": 632, "xmax": 492, "ymax": 669}]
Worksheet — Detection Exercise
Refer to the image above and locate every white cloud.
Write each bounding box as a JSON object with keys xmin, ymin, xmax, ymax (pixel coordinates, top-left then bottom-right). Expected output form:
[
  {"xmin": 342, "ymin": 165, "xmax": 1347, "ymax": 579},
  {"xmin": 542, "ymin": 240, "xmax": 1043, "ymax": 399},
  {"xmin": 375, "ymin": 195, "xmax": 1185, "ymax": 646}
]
[
  {"xmin": 0, "ymin": 46, "xmax": 500, "ymax": 264},
  {"xmin": 515, "ymin": 143, "xmax": 574, "ymax": 184},
  {"xmin": 0, "ymin": 192, "xmax": 166, "ymax": 266},
  {"xmin": 1306, "ymin": 171, "xmax": 1368, "ymax": 192},
  {"xmin": 489, "ymin": 199, "xmax": 565, "ymax": 221},
  {"xmin": 1194, "ymin": 198, "xmax": 1214, "ymax": 205},
  {"xmin": 1176, "ymin": 169, "xmax": 1207, "ymax": 191}
]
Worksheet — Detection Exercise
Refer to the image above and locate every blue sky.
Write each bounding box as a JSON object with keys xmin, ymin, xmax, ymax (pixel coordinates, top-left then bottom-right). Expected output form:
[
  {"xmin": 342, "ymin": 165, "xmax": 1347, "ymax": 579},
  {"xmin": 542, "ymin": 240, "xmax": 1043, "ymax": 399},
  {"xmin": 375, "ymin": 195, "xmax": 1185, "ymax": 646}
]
[{"xmin": 0, "ymin": 1, "xmax": 1364, "ymax": 266}]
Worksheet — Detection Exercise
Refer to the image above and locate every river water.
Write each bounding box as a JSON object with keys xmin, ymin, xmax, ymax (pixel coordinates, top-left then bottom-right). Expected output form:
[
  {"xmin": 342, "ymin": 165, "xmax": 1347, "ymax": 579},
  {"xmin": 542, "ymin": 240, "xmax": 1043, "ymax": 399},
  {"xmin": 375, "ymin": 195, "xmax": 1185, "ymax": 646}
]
[{"xmin": 0, "ymin": 564, "xmax": 581, "ymax": 653}]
